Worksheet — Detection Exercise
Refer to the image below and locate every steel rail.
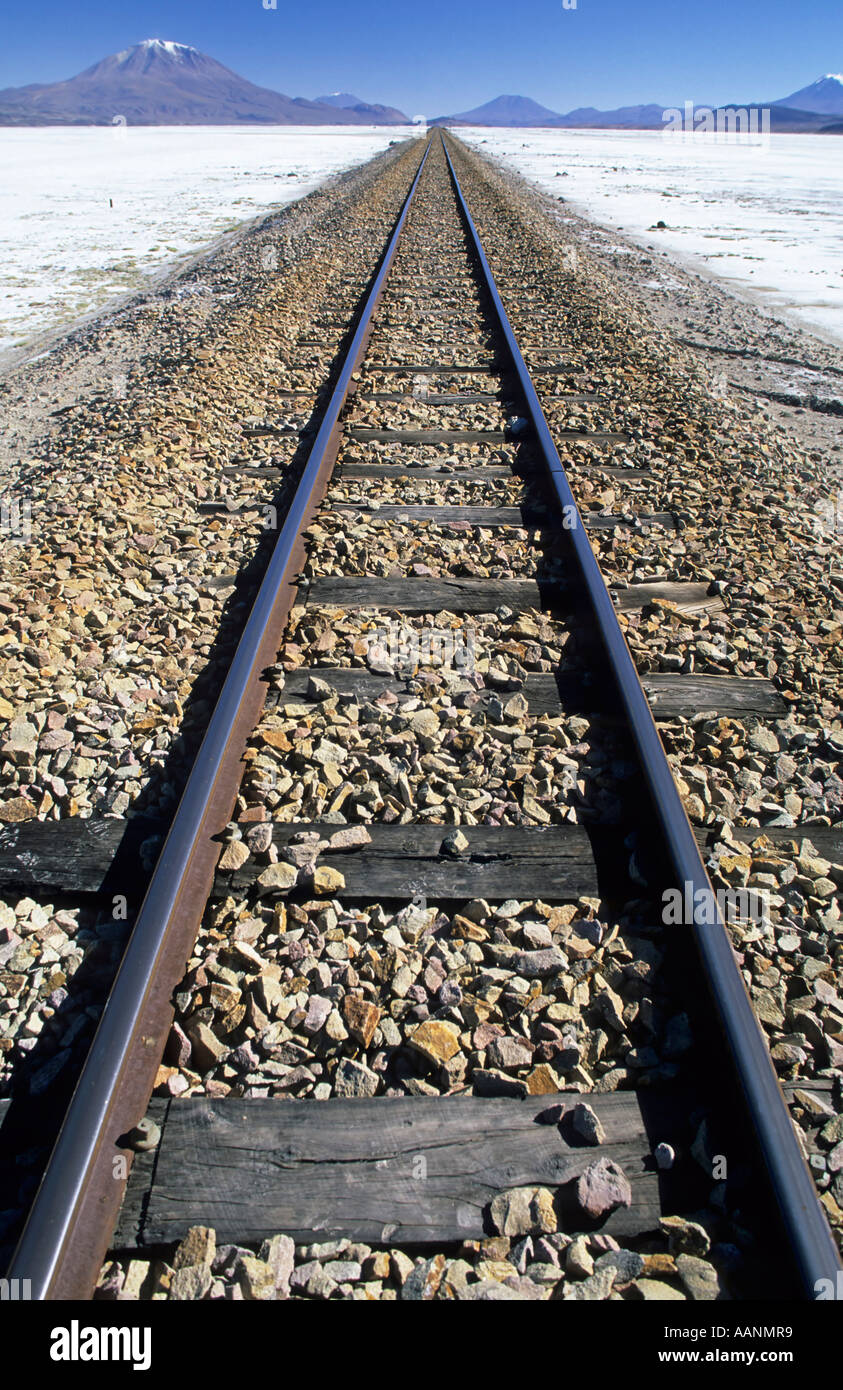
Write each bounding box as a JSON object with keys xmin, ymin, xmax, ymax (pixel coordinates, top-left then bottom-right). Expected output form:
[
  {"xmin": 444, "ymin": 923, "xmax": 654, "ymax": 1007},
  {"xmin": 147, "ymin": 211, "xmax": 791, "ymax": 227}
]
[
  {"xmin": 7, "ymin": 137, "xmax": 431, "ymax": 1300},
  {"xmin": 441, "ymin": 131, "xmax": 840, "ymax": 1298}
]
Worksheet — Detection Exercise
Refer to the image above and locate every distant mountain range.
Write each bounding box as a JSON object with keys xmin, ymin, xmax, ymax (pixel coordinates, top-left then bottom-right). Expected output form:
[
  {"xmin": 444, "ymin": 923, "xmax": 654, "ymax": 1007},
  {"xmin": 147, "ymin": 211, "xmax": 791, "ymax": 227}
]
[
  {"xmin": 432, "ymin": 74, "xmax": 843, "ymax": 131},
  {"xmin": 0, "ymin": 40, "xmax": 411, "ymax": 126},
  {"xmin": 0, "ymin": 43, "xmax": 840, "ymax": 133}
]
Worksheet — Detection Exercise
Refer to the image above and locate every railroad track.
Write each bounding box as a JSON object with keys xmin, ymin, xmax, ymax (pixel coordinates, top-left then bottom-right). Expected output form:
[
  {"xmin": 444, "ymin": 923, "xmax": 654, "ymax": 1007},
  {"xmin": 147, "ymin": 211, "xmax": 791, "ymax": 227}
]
[{"xmin": 4, "ymin": 131, "xmax": 841, "ymax": 1302}]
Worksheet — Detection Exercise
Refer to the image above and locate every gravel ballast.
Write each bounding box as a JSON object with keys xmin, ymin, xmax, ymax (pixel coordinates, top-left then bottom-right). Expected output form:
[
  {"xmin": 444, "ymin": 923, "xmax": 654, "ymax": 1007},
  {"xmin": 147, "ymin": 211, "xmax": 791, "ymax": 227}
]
[{"xmin": 1, "ymin": 132, "xmax": 840, "ymax": 1296}]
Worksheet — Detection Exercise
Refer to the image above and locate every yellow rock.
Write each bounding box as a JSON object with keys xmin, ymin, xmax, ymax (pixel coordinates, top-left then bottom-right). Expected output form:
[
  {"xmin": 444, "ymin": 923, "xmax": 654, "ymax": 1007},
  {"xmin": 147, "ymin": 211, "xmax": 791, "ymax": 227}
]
[
  {"xmin": 642, "ymin": 1252, "xmax": 677, "ymax": 1277},
  {"xmin": 260, "ymin": 728, "xmax": 293, "ymax": 751},
  {"xmin": 362, "ymin": 1251, "xmax": 391, "ymax": 1280},
  {"xmin": 452, "ymin": 914, "xmax": 488, "ymax": 941},
  {"xmin": 476, "ymin": 1260, "xmax": 517, "ymax": 1283},
  {"xmin": 719, "ymin": 854, "xmax": 752, "ymax": 882},
  {"xmin": 541, "ymin": 904, "xmax": 578, "ymax": 927},
  {"xmin": 0, "ymin": 797, "xmax": 38, "ymax": 823},
  {"xmin": 313, "ymin": 865, "xmax": 346, "ymax": 894},
  {"xmin": 525, "ymin": 1063, "xmax": 560, "ymax": 1095},
  {"xmin": 218, "ymin": 840, "xmax": 250, "ymax": 872},
  {"xmin": 489, "ymin": 1186, "xmax": 557, "ymax": 1237},
  {"xmin": 172, "ymin": 1225, "xmax": 216, "ymax": 1271},
  {"xmin": 257, "ymin": 862, "xmax": 299, "ymax": 891},
  {"xmin": 408, "ymin": 1019, "xmax": 461, "ymax": 1065},
  {"xmin": 565, "ymin": 932, "xmax": 596, "ymax": 960},
  {"xmin": 342, "ymin": 995, "xmax": 381, "ymax": 1046}
]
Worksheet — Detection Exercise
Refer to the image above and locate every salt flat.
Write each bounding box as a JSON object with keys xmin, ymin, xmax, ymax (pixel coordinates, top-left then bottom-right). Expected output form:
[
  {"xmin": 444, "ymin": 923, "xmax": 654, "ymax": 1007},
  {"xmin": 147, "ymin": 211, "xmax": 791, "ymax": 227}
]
[
  {"xmin": 0, "ymin": 125, "xmax": 414, "ymax": 365},
  {"xmin": 461, "ymin": 128, "xmax": 843, "ymax": 345}
]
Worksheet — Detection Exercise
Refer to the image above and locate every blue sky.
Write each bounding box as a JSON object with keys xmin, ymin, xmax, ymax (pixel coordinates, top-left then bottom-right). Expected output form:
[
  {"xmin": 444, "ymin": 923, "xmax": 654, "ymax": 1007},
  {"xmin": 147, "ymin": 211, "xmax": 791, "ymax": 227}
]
[{"xmin": 1, "ymin": 0, "xmax": 841, "ymax": 113}]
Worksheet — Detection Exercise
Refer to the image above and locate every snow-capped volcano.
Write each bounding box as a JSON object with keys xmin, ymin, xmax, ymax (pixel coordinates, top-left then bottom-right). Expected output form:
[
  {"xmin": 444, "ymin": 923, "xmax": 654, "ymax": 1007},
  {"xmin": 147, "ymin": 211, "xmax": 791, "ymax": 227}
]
[
  {"xmin": 125, "ymin": 39, "xmax": 198, "ymax": 56},
  {"xmin": 139, "ymin": 39, "xmax": 195, "ymax": 55},
  {"xmin": 109, "ymin": 40, "xmax": 203, "ymax": 67},
  {"xmin": 0, "ymin": 40, "xmax": 410, "ymax": 125},
  {"xmin": 76, "ymin": 38, "xmax": 234, "ymax": 86},
  {"xmin": 774, "ymin": 72, "xmax": 843, "ymax": 114}
]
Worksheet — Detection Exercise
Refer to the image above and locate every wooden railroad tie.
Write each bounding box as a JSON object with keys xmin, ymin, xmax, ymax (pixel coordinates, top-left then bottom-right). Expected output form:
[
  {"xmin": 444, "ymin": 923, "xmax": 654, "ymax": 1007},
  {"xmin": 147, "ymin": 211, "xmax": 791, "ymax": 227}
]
[
  {"xmin": 218, "ymin": 462, "xmax": 652, "ymax": 483},
  {"xmin": 324, "ymin": 503, "xmax": 678, "ymax": 530},
  {"xmin": 275, "ymin": 666, "xmax": 787, "ymax": 718},
  {"xmin": 301, "ymin": 576, "xmax": 725, "ymax": 616},
  {"xmin": 347, "ymin": 427, "xmax": 629, "ymax": 445},
  {"xmin": 114, "ymin": 1092, "xmax": 666, "ymax": 1250},
  {"xmin": 0, "ymin": 818, "xmax": 839, "ymax": 902},
  {"xmin": 335, "ymin": 463, "xmax": 650, "ymax": 481}
]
